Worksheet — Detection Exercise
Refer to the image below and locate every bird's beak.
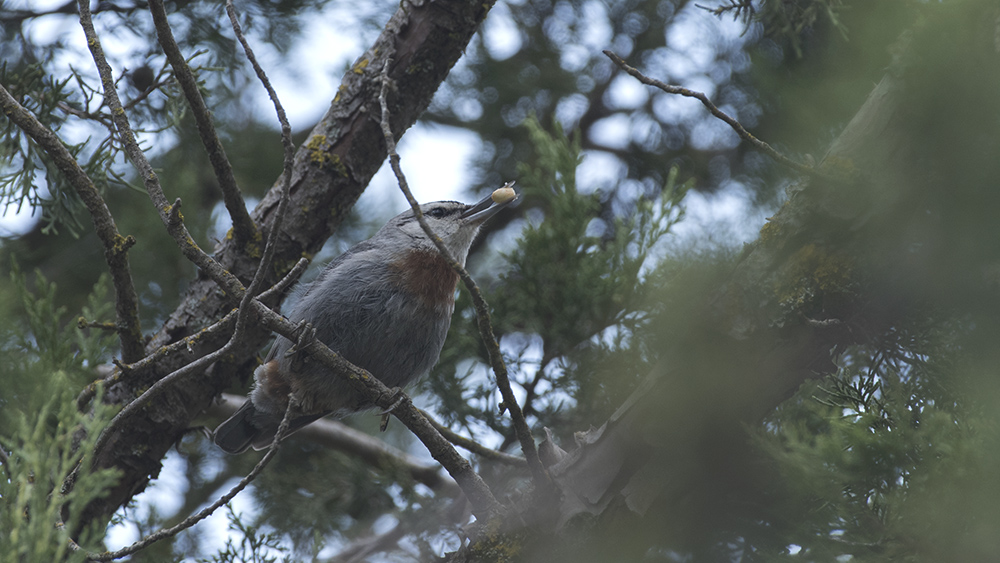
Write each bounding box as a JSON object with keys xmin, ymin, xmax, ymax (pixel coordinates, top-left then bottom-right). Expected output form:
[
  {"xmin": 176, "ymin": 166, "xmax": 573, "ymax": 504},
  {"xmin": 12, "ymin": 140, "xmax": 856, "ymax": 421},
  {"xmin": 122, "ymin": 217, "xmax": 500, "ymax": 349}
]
[{"xmin": 461, "ymin": 182, "xmax": 518, "ymax": 223}]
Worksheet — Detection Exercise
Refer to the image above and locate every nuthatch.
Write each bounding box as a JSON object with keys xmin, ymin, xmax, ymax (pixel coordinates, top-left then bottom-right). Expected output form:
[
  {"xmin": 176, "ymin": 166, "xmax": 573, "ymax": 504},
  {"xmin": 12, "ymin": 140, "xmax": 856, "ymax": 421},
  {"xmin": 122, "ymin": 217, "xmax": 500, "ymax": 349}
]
[{"xmin": 214, "ymin": 189, "xmax": 516, "ymax": 453}]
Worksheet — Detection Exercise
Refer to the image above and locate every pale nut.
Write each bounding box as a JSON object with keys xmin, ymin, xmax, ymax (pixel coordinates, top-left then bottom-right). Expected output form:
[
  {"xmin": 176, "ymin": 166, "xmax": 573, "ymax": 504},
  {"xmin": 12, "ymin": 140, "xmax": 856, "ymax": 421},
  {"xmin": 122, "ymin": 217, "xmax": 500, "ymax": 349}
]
[{"xmin": 491, "ymin": 185, "xmax": 517, "ymax": 204}]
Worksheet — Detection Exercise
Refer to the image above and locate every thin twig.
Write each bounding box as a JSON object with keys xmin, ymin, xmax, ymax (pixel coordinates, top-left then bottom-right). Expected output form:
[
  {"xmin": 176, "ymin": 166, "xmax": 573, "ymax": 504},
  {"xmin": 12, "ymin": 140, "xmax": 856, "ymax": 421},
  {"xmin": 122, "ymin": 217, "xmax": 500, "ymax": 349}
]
[
  {"xmin": 0, "ymin": 441, "xmax": 11, "ymax": 482},
  {"xmin": 146, "ymin": 0, "xmax": 257, "ymax": 247},
  {"xmin": 76, "ymin": 0, "xmax": 246, "ymax": 299},
  {"xmin": 224, "ymin": 0, "xmax": 296, "ymax": 343},
  {"xmin": 75, "ymin": 257, "xmax": 307, "ymax": 411},
  {"xmin": 251, "ymin": 301, "xmax": 506, "ymax": 522},
  {"xmin": 418, "ymin": 409, "xmax": 528, "ymax": 466},
  {"xmin": 377, "ymin": 58, "xmax": 548, "ymax": 487},
  {"xmin": 85, "ymin": 397, "xmax": 298, "ymax": 561},
  {"xmin": 0, "ymin": 84, "xmax": 145, "ymax": 363},
  {"xmin": 604, "ymin": 50, "xmax": 822, "ymax": 179}
]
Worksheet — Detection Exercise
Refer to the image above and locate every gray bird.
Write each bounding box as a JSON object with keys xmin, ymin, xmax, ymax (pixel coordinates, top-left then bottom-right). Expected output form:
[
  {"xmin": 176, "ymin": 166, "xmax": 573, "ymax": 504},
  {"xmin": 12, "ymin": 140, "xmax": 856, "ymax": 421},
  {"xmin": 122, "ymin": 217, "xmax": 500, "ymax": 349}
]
[{"xmin": 214, "ymin": 191, "xmax": 515, "ymax": 453}]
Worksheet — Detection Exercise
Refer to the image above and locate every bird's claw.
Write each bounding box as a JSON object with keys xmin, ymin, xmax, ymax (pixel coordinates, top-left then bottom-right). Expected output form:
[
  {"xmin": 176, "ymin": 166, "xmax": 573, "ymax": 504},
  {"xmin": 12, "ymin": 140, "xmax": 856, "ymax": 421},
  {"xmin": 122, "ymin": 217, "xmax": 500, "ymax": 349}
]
[
  {"xmin": 378, "ymin": 387, "xmax": 405, "ymax": 432},
  {"xmin": 285, "ymin": 321, "xmax": 316, "ymax": 370}
]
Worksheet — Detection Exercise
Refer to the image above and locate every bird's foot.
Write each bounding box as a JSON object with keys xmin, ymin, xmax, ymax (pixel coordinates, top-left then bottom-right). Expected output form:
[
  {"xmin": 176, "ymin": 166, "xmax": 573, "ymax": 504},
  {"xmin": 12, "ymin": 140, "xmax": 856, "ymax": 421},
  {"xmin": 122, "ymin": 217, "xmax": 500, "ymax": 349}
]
[
  {"xmin": 284, "ymin": 321, "xmax": 316, "ymax": 370},
  {"xmin": 378, "ymin": 387, "xmax": 406, "ymax": 432}
]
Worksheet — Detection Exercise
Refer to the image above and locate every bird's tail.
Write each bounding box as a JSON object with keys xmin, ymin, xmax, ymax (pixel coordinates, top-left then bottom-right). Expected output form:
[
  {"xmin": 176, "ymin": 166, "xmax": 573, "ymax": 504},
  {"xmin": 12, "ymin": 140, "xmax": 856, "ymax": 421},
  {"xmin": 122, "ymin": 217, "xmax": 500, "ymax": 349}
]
[
  {"xmin": 214, "ymin": 401, "xmax": 325, "ymax": 454},
  {"xmin": 214, "ymin": 401, "xmax": 264, "ymax": 454}
]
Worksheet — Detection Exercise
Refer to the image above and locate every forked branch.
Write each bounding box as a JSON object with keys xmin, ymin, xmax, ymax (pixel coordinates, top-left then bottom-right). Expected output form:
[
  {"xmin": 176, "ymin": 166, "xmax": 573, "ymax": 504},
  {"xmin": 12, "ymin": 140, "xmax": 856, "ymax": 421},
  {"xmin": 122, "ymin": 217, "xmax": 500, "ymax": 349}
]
[{"xmin": 146, "ymin": 0, "xmax": 257, "ymax": 246}]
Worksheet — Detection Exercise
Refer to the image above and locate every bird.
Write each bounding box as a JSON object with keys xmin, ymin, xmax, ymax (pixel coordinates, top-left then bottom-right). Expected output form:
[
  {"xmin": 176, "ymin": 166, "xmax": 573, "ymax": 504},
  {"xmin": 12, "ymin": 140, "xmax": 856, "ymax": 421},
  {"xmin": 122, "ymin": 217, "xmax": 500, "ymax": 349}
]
[{"xmin": 213, "ymin": 188, "xmax": 516, "ymax": 454}]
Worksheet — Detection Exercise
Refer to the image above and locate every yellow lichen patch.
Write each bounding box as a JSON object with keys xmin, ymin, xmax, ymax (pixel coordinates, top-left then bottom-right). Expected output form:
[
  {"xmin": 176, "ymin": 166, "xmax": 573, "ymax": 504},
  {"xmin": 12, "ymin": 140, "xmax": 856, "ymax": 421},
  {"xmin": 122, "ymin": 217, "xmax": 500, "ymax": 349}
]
[
  {"xmin": 466, "ymin": 528, "xmax": 525, "ymax": 563},
  {"xmin": 758, "ymin": 219, "xmax": 782, "ymax": 245},
  {"xmin": 352, "ymin": 58, "xmax": 369, "ymax": 74},
  {"xmin": 328, "ymin": 153, "xmax": 348, "ymax": 178},
  {"xmin": 333, "ymin": 84, "xmax": 347, "ymax": 103},
  {"xmin": 819, "ymin": 155, "xmax": 859, "ymax": 180},
  {"xmin": 775, "ymin": 243, "xmax": 854, "ymax": 311},
  {"xmin": 306, "ymin": 135, "xmax": 330, "ymax": 166},
  {"xmin": 112, "ymin": 233, "xmax": 131, "ymax": 254},
  {"xmin": 305, "ymin": 136, "xmax": 348, "ymax": 177},
  {"xmin": 244, "ymin": 228, "xmax": 264, "ymax": 259}
]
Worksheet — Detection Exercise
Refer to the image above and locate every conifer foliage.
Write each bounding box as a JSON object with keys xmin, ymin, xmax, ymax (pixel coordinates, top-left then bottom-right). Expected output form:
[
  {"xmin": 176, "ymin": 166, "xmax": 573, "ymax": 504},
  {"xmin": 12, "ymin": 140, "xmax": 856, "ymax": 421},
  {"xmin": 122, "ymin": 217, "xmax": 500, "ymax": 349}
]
[{"xmin": 2, "ymin": 0, "xmax": 1000, "ymax": 561}]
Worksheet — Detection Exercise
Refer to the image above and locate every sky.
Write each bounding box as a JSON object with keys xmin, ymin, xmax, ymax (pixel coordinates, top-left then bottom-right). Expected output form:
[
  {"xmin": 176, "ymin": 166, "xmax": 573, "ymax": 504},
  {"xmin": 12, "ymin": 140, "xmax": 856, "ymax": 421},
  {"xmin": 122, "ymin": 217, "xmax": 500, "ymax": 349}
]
[
  {"xmin": 3, "ymin": 0, "xmax": 771, "ymax": 557},
  {"xmin": 2, "ymin": 0, "xmax": 767, "ymax": 245}
]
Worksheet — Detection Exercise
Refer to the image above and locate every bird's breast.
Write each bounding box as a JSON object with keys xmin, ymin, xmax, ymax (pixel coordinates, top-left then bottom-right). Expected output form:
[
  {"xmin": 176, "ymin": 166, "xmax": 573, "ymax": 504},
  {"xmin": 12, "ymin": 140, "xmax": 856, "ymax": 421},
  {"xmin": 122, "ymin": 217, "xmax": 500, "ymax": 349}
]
[{"xmin": 389, "ymin": 249, "xmax": 460, "ymax": 308}]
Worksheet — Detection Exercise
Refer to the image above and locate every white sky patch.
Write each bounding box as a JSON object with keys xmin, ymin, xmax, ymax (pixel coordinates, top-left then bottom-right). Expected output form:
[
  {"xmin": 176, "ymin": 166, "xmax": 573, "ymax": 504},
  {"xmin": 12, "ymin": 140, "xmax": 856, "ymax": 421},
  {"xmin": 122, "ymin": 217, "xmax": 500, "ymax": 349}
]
[
  {"xmin": 578, "ymin": 150, "xmax": 627, "ymax": 192},
  {"xmin": 589, "ymin": 113, "xmax": 632, "ymax": 150},
  {"xmin": 689, "ymin": 115, "xmax": 741, "ymax": 150},
  {"xmin": 367, "ymin": 123, "xmax": 481, "ymax": 209},
  {"xmin": 607, "ymin": 74, "xmax": 650, "ymax": 110},
  {"xmin": 481, "ymin": 2, "xmax": 523, "ymax": 61},
  {"xmin": 671, "ymin": 181, "xmax": 769, "ymax": 248},
  {"xmin": 104, "ymin": 450, "xmax": 188, "ymax": 549},
  {"xmin": 249, "ymin": 7, "xmax": 364, "ymax": 131}
]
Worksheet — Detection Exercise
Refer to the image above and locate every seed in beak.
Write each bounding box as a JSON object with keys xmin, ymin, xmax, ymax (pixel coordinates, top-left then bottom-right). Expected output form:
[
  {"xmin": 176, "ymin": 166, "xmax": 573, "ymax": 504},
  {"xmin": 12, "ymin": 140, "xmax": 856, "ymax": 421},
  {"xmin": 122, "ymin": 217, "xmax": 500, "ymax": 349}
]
[{"xmin": 491, "ymin": 185, "xmax": 517, "ymax": 204}]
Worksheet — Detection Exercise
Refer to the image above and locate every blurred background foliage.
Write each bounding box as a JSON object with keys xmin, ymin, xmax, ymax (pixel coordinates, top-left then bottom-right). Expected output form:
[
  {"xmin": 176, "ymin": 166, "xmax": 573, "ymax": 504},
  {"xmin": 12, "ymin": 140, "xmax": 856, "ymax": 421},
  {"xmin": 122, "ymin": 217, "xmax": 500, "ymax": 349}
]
[{"xmin": 3, "ymin": 0, "xmax": 1000, "ymax": 561}]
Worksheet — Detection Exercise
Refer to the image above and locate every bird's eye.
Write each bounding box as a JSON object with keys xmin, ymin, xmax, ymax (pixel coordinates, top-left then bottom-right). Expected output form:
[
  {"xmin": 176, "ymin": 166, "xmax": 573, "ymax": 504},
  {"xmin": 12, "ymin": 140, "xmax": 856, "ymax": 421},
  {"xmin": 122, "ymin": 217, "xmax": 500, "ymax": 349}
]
[{"xmin": 427, "ymin": 207, "xmax": 448, "ymax": 218}]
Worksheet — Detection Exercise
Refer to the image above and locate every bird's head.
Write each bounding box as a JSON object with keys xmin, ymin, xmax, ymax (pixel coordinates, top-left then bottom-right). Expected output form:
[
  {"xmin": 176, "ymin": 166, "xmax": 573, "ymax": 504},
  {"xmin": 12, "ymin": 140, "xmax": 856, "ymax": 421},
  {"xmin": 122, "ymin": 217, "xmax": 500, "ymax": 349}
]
[{"xmin": 386, "ymin": 185, "xmax": 518, "ymax": 265}]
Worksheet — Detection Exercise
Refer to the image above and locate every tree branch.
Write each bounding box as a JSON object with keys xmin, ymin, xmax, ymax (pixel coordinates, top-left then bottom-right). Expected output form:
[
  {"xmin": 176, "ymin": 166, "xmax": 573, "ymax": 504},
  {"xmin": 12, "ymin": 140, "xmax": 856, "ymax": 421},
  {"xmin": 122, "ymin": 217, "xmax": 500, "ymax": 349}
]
[
  {"xmin": 146, "ymin": 0, "xmax": 257, "ymax": 247},
  {"xmin": 378, "ymin": 59, "xmax": 549, "ymax": 490},
  {"xmin": 418, "ymin": 408, "xmax": 528, "ymax": 467},
  {"xmin": 209, "ymin": 394, "xmax": 462, "ymax": 496},
  {"xmin": 75, "ymin": 0, "xmax": 246, "ymax": 300},
  {"xmin": 0, "ymin": 83, "xmax": 145, "ymax": 363},
  {"xmin": 604, "ymin": 50, "xmax": 823, "ymax": 179},
  {"xmin": 75, "ymin": 257, "xmax": 307, "ymax": 411},
  {"xmin": 253, "ymin": 301, "xmax": 507, "ymax": 523}
]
